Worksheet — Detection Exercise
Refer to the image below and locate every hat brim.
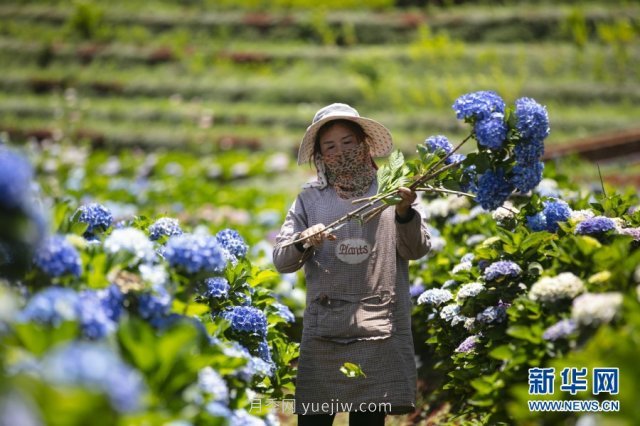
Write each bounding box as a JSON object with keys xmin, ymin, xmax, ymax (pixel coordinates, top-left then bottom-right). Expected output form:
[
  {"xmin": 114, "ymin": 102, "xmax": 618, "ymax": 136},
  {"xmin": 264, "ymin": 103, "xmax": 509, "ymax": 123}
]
[{"xmin": 297, "ymin": 115, "xmax": 394, "ymax": 165}]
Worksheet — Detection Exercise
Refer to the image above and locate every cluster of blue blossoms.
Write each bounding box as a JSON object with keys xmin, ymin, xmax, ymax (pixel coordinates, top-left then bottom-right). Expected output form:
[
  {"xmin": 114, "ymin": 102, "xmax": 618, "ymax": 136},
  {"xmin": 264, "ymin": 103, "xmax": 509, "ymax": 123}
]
[
  {"xmin": 163, "ymin": 233, "xmax": 227, "ymax": 274},
  {"xmin": 444, "ymin": 91, "xmax": 550, "ymax": 210},
  {"xmin": 482, "ymin": 260, "xmax": 522, "ymax": 282},
  {"xmin": 526, "ymin": 199, "xmax": 572, "ymax": 232},
  {"xmin": 221, "ymin": 305, "xmax": 268, "ymax": 337},
  {"xmin": 76, "ymin": 203, "xmax": 113, "ymax": 238},
  {"xmin": 575, "ymin": 216, "xmax": 617, "ymax": 236},
  {"xmin": 148, "ymin": 217, "xmax": 183, "ymax": 241},
  {"xmin": 32, "ymin": 235, "xmax": 83, "ymax": 278}
]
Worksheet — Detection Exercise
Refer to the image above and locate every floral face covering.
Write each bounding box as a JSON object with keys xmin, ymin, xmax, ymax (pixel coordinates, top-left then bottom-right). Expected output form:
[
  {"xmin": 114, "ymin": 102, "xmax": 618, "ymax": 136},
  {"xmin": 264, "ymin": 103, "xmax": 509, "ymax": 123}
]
[{"xmin": 323, "ymin": 141, "xmax": 377, "ymax": 199}]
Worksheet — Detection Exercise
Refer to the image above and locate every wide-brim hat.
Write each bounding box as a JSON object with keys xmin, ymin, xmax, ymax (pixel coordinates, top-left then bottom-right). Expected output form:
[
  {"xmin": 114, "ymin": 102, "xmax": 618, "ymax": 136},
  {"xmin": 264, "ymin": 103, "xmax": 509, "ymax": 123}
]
[{"xmin": 297, "ymin": 103, "xmax": 394, "ymax": 165}]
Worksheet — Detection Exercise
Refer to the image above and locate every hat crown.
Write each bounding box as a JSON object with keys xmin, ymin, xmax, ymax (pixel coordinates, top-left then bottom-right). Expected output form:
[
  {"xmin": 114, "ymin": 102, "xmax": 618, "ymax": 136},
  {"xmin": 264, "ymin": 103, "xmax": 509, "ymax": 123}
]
[{"xmin": 312, "ymin": 103, "xmax": 359, "ymax": 125}]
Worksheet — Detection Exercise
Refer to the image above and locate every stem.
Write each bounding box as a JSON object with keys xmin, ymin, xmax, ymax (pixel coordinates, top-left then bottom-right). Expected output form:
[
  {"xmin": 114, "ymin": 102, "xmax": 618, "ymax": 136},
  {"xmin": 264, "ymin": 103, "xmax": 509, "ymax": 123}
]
[
  {"xmin": 280, "ymin": 196, "xmax": 385, "ymax": 248},
  {"xmin": 415, "ymin": 185, "xmax": 476, "ymax": 199}
]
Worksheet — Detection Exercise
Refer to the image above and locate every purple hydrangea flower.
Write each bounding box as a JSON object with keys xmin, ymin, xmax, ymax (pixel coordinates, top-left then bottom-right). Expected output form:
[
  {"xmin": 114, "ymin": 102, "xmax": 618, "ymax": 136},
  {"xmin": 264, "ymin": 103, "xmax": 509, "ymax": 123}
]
[
  {"xmin": 198, "ymin": 366, "xmax": 229, "ymax": 403},
  {"xmin": 215, "ymin": 229, "xmax": 248, "ymax": 259},
  {"xmin": 474, "ymin": 112, "xmax": 507, "ymax": 150},
  {"xmin": 202, "ymin": 277, "xmax": 230, "ymax": 299},
  {"xmin": 455, "ymin": 334, "xmax": 479, "ymax": 353},
  {"xmin": 511, "ymin": 161, "xmax": 544, "ymax": 193},
  {"xmin": 0, "ymin": 147, "xmax": 33, "ymax": 210},
  {"xmin": 33, "ymin": 235, "xmax": 82, "ymax": 278},
  {"xmin": 619, "ymin": 227, "xmax": 640, "ymax": 241},
  {"xmin": 164, "ymin": 233, "xmax": 227, "ymax": 274},
  {"xmin": 542, "ymin": 319, "xmax": 577, "ymax": 341},
  {"xmin": 76, "ymin": 203, "xmax": 113, "ymax": 235},
  {"xmin": 483, "ymin": 260, "xmax": 522, "ymax": 281},
  {"xmin": 221, "ymin": 306, "xmax": 267, "ymax": 336},
  {"xmin": 148, "ymin": 217, "xmax": 183, "ymax": 241},
  {"xmin": 476, "ymin": 169, "xmax": 514, "ymax": 211},
  {"xmin": 515, "ymin": 97, "xmax": 550, "ymax": 142},
  {"xmin": 453, "ymin": 91, "xmax": 505, "ymax": 121},
  {"xmin": 575, "ymin": 216, "xmax": 616, "ymax": 236},
  {"xmin": 40, "ymin": 342, "xmax": 145, "ymax": 412},
  {"xmin": 425, "ymin": 135, "xmax": 453, "ymax": 155}
]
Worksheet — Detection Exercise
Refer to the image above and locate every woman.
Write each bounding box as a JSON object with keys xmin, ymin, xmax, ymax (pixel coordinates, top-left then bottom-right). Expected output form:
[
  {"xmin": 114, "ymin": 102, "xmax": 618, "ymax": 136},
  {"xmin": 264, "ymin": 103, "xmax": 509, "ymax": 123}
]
[{"xmin": 273, "ymin": 103, "xmax": 431, "ymax": 426}]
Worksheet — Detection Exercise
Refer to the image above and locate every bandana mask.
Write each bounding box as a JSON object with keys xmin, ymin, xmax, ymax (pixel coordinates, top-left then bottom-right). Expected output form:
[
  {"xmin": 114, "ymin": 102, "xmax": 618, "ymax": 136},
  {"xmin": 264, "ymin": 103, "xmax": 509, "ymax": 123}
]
[{"xmin": 323, "ymin": 141, "xmax": 377, "ymax": 199}]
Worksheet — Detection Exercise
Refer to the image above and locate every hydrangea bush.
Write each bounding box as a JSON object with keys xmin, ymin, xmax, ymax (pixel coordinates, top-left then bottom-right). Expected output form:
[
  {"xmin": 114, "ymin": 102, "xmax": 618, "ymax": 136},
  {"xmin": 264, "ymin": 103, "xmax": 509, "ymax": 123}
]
[{"xmin": 0, "ymin": 149, "xmax": 299, "ymax": 425}]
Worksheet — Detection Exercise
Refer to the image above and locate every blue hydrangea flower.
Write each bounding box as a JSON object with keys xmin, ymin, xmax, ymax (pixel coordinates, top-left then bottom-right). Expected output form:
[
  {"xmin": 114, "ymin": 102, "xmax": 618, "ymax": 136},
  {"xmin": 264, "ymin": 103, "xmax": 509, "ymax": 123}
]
[
  {"xmin": 18, "ymin": 287, "xmax": 79, "ymax": 325},
  {"xmin": 164, "ymin": 233, "xmax": 227, "ymax": 274},
  {"xmin": 454, "ymin": 334, "xmax": 479, "ymax": 353},
  {"xmin": 424, "ymin": 135, "xmax": 453, "ymax": 155},
  {"xmin": 575, "ymin": 216, "xmax": 616, "ymax": 236},
  {"xmin": 231, "ymin": 408, "xmax": 268, "ymax": 426},
  {"xmin": 542, "ymin": 199, "xmax": 572, "ymax": 232},
  {"xmin": 0, "ymin": 147, "xmax": 33, "ymax": 210},
  {"xmin": 460, "ymin": 164, "xmax": 478, "ymax": 194},
  {"xmin": 515, "ymin": 97, "xmax": 550, "ymax": 142},
  {"xmin": 417, "ymin": 288, "xmax": 453, "ymax": 306},
  {"xmin": 452, "ymin": 91, "xmax": 505, "ymax": 121},
  {"xmin": 33, "ymin": 235, "xmax": 82, "ymax": 278},
  {"xmin": 205, "ymin": 402, "xmax": 233, "ymax": 419},
  {"xmin": 483, "ymin": 260, "xmax": 522, "ymax": 281},
  {"xmin": 198, "ymin": 366, "xmax": 229, "ymax": 403},
  {"xmin": 272, "ymin": 302, "xmax": 295, "ymax": 323},
  {"xmin": 77, "ymin": 290, "xmax": 118, "ymax": 340},
  {"xmin": 40, "ymin": 342, "xmax": 145, "ymax": 412},
  {"xmin": 461, "ymin": 253, "xmax": 475, "ymax": 263},
  {"xmin": 527, "ymin": 212, "xmax": 547, "ymax": 232},
  {"xmin": 97, "ymin": 284, "xmax": 124, "ymax": 322},
  {"xmin": 514, "ymin": 139, "xmax": 544, "ymax": 164},
  {"xmin": 476, "ymin": 169, "xmax": 514, "ymax": 211},
  {"xmin": 148, "ymin": 217, "xmax": 183, "ymax": 241},
  {"xmin": 221, "ymin": 306, "xmax": 267, "ymax": 336},
  {"xmin": 202, "ymin": 277, "xmax": 230, "ymax": 299},
  {"xmin": 445, "ymin": 152, "xmax": 466, "ymax": 165},
  {"xmin": 256, "ymin": 339, "xmax": 272, "ymax": 362},
  {"xmin": 542, "ymin": 319, "xmax": 577, "ymax": 341},
  {"xmin": 76, "ymin": 203, "xmax": 113, "ymax": 236},
  {"xmin": 511, "ymin": 161, "xmax": 544, "ymax": 193},
  {"xmin": 476, "ymin": 302, "xmax": 509, "ymax": 324},
  {"xmin": 216, "ymin": 229, "xmax": 248, "ymax": 259},
  {"xmin": 137, "ymin": 286, "xmax": 172, "ymax": 322},
  {"xmin": 474, "ymin": 112, "xmax": 507, "ymax": 150},
  {"xmin": 409, "ymin": 282, "xmax": 426, "ymax": 298}
]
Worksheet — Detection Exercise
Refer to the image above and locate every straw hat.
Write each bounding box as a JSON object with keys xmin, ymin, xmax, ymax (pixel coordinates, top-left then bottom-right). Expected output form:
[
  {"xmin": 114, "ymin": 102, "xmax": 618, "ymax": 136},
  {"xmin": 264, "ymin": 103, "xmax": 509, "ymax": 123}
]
[{"xmin": 297, "ymin": 103, "xmax": 393, "ymax": 165}]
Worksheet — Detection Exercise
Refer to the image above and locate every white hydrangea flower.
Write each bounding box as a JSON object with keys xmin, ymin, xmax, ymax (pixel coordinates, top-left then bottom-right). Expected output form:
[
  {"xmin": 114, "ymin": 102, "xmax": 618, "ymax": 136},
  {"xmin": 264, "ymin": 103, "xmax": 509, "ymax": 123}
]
[
  {"xmin": 571, "ymin": 292, "xmax": 623, "ymax": 326},
  {"xmin": 570, "ymin": 209, "xmax": 595, "ymax": 224},
  {"xmin": 104, "ymin": 227, "xmax": 155, "ymax": 263},
  {"xmin": 452, "ymin": 261, "xmax": 473, "ymax": 274},
  {"xmin": 439, "ymin": 303, "xmax": 461, "ymax": 322},
  {"xmin": 529, "ymin": 272, "xmax": 586, "ymax": 303},
  {"xmin": 417, "ymin": 288, "xmax": 453, "ymax": 306},
  {"xmin": 463, "ymin": 317, "xmax": 476, "ymax": 331},
  {"xmin": 139, "ymin": 263, "xmax": 168, "ymax": 288},
  {"xmin": 456, "ymin": 282, "xmax": 485, "ymax": 302},
  {"xmin": 492, "ymin": 201, "xmax": 519, "ymax": 222},
  {"xmin": 430, "ymin": 236, "xmax": 446, "ymax": 253},
  {"xmin": 611, "ymin": 217, "xmax": 626, "ymax": 233}
]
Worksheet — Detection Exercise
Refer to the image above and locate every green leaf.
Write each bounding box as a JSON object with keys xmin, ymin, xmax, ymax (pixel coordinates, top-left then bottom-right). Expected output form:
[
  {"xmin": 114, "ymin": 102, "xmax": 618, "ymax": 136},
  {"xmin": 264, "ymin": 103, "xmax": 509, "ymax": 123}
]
[
  {"xmin": 488, "ymin": 345, "xmax": 513, "ymax": 360},
  {"xmin": 340, "ymin": 362, "xmax": 366, "ymax": 378}
]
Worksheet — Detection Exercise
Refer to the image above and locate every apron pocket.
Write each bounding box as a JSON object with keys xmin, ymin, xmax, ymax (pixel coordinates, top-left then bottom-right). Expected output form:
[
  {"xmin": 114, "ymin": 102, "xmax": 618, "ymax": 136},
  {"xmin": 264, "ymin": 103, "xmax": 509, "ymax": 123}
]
[{"xmin": 314, "ymin": 293, "xmax": 394, "ymax": 341}]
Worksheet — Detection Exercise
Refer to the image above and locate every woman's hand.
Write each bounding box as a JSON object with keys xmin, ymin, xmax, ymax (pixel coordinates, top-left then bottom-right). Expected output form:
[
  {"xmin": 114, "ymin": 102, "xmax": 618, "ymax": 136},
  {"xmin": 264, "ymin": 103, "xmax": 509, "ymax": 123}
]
[
  {"xmin": 300, "ymin": 223, "xmax": 336, "ymax": 248},
  {"xmin": 395, "ymin": 186, "xmax": 417, "ymax": 219}
]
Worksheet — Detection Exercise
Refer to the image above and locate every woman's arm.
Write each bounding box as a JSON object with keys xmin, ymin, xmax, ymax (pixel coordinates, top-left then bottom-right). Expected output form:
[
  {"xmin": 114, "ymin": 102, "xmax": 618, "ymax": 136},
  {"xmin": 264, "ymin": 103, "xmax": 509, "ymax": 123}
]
[
  {"xmin": 395, "ymin": 188, "xmax": 431, "ymax": 260},
  {"xmin": 272, "ymin": 196, "xmax": 313, "ymax": 273}
]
